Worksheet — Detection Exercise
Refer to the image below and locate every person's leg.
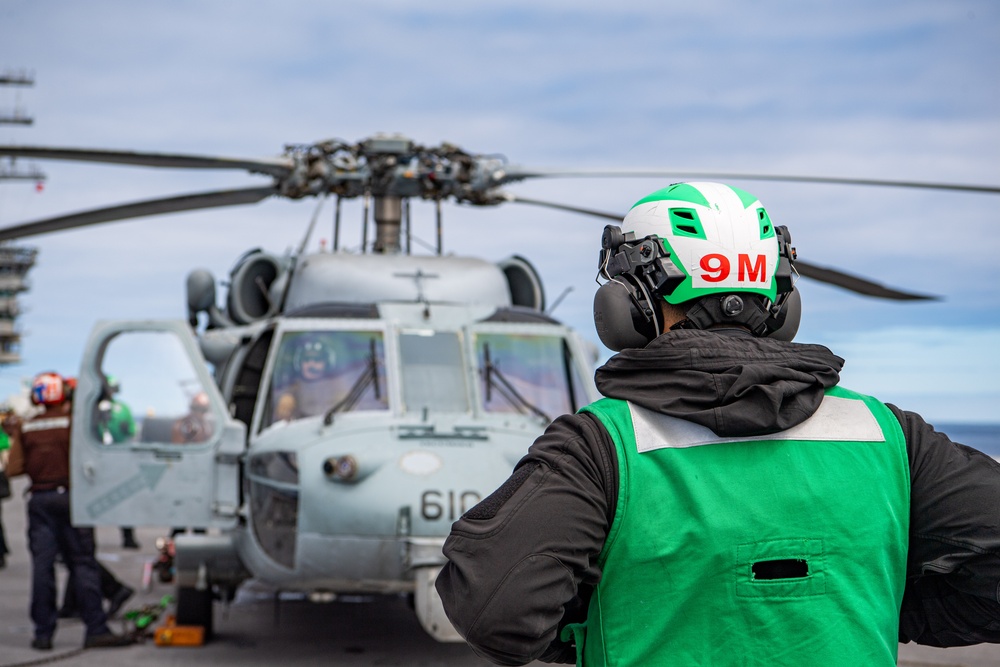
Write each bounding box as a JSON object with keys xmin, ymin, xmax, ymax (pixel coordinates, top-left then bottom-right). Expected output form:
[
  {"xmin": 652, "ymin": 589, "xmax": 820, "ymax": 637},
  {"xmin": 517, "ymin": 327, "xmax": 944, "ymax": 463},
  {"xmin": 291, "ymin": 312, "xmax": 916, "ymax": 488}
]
[
  {"xmin": 53, "ymin": 494, "xmax": 110, "ymax": 640},
  {"xmin": 59, "ymin": 568, "xmax": 78, "ymax": 617},
  {"xmin": 0, "ymin": 499, "xmax": 9, "ymax": 567},
  {"xmin": 27, "ymin": 493, "xmax": 61, "ymax": 646},
  {"xmin": 120, "ymin": 527, "xmax": 139, "ymax": 549},
  {"xmin": 98, "ymin": 561, "xmax": 120, "ymax": 599},
  {"xmin": 60, "ymin": 520, "xmax": 132, "ymax": 647},
  {"xmin": 98, "ymin": 560, "xmax": 134, "ymax": 617}
]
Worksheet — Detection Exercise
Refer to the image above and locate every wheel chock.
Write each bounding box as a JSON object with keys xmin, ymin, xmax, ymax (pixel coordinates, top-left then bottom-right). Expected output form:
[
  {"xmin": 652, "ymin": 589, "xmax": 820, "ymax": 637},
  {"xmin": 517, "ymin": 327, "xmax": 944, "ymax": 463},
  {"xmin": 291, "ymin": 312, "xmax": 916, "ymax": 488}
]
[{"xmin": 154, "ymin": 614, "xmax": 205, "ymax": 647}]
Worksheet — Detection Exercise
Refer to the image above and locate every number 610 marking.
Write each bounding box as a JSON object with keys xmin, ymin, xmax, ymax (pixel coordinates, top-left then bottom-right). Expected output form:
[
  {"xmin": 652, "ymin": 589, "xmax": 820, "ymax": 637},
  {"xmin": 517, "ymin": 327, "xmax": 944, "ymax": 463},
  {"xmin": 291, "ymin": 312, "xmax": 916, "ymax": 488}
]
[{"xmin": 421, "ymin": 490, "xmax": 482, "ymax": 521}]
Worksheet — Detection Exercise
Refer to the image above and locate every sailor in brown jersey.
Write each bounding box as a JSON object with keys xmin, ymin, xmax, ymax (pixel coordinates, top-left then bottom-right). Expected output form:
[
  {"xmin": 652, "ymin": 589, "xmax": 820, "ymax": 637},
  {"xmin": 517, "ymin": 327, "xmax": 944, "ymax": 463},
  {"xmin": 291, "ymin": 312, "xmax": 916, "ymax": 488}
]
[{"xmin": 5, "ymin": 372, "xmax": 132, "ymax": 650}]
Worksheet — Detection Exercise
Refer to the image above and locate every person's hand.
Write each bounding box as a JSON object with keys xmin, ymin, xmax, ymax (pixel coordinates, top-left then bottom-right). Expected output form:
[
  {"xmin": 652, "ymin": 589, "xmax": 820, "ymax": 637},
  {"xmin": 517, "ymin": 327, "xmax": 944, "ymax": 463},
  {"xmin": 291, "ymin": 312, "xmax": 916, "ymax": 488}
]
[{"xmin": 275, "ymin": 394, "xmax": 296, "ymax": 421}]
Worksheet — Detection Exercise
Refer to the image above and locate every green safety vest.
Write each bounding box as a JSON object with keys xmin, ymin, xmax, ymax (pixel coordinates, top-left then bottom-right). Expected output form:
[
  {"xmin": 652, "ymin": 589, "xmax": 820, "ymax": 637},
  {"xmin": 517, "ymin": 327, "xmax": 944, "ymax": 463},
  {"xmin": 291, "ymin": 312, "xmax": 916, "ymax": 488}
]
[{"xmin": 564, "ymin": 386, "xmax": 909, "ymax": 666}]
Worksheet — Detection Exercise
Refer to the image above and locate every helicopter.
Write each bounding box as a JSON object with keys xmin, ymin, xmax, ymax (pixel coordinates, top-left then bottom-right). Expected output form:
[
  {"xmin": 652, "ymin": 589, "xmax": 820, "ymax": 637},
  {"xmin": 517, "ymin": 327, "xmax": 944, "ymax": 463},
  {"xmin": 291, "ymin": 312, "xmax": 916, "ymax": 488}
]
[{"xmin": 0, "ymin": 133, "xmax": 996, "ymax": 642}]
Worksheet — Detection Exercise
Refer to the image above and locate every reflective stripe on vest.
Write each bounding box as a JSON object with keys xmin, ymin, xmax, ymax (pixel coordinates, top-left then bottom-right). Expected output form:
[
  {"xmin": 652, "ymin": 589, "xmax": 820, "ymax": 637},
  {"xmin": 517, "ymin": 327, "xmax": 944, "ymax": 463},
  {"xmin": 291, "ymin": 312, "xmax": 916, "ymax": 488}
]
[
  {"xmin": 631, "ymin": 394, "xmax": 884, "ymax": 453},
  {"xmin": 22, "ymin": 417, "xmax": 71, "ymax": 433}
]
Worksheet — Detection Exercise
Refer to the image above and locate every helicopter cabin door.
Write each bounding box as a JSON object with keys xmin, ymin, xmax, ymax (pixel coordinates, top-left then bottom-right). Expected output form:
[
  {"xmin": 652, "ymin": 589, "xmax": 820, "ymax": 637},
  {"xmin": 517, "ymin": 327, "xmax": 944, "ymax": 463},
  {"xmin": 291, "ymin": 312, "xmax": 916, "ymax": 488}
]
[{"xmin": 70, "ymin": 320, "xmax": 245, "ymax": 530}]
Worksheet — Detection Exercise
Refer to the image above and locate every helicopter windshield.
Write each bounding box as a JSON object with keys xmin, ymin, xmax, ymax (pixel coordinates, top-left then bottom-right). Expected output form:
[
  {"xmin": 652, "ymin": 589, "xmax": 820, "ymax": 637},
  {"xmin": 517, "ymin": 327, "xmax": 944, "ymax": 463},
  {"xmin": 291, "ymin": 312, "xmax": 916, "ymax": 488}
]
[
  {"xmin": 399, "ymin": 330, "xmax": 469, "ymax": 414},
  {"xmin": 264, "ymin": 329, "xmax": 388, "ymax": 427},
  {"xmin": 475, "ymin": 332, "xmax": 588, "ymax": 421}
]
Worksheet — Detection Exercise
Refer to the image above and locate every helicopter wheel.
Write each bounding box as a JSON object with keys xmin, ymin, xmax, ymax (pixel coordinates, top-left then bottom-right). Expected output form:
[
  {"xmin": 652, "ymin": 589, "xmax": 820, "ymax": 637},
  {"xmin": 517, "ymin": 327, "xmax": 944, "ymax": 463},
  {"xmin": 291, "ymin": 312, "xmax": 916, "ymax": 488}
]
[{"xmin": 176, "ymin": 585, "xmax": 214, "ymax": 640}]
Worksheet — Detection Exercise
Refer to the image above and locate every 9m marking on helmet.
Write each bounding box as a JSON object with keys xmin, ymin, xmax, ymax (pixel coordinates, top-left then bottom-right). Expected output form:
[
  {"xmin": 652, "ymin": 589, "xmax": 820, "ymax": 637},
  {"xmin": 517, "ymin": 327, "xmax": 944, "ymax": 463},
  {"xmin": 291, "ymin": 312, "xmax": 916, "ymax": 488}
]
[
  {"xmin": 624, "ymin": 182, "xmax": 781, "ymax": 304},
  {"xmin": 700, "ymin": 252, "xmax": 769, "ymax": 284}
]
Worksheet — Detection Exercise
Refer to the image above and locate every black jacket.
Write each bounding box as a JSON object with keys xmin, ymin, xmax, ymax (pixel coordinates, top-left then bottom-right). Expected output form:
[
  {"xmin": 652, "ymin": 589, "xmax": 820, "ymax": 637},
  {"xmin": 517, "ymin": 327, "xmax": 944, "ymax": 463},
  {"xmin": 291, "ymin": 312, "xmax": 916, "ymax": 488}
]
[{"xmin": 436, "ymin": 329, "xmax": 1000, "ymax": 665}]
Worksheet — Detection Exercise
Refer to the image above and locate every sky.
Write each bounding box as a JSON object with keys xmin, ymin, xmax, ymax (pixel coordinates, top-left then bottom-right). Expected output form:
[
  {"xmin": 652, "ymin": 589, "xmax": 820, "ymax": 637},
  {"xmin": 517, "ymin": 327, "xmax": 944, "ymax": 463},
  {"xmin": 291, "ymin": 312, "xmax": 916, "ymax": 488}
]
[{"xmin": 0, "ymin": 0, "xmax": 997, "ymax": 424}]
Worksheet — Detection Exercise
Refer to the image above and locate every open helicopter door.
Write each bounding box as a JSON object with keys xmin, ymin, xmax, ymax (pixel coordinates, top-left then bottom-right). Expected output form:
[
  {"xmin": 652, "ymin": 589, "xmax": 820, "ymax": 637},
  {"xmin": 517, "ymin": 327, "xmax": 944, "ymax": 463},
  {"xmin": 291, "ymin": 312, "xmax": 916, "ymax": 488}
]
[{"xmin": 71, "ymin": 320, "xmax": 245, "ymax": 529}]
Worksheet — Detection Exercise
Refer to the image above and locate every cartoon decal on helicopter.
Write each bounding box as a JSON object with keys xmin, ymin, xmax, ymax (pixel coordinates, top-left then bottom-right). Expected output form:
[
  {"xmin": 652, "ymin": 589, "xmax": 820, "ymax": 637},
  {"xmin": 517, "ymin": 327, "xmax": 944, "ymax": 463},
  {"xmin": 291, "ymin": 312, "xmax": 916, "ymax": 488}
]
[{"xmin": 0, "ymin": 134, "xmax": 996, "ymax": 641}]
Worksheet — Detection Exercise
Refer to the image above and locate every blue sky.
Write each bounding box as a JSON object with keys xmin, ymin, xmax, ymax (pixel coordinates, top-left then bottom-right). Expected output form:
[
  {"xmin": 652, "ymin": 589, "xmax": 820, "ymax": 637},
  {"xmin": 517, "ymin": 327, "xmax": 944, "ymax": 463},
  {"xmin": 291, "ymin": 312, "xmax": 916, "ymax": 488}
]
[{"xmin": 0, "ymin": 1, "xmax": 997, "ymax": 423}]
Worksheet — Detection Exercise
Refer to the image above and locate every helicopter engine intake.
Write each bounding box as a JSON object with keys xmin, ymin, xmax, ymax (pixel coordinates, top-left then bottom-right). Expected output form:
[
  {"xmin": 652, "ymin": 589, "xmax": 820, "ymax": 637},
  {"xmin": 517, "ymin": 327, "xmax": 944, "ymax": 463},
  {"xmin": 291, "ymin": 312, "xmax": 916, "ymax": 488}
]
[
  {"xmin": 497, "ymin": 255, "xmax": 545, "ymax": 311},
  {"xmin": 227, "ymin": 251, "xmax": 288, "ymax": 324}
]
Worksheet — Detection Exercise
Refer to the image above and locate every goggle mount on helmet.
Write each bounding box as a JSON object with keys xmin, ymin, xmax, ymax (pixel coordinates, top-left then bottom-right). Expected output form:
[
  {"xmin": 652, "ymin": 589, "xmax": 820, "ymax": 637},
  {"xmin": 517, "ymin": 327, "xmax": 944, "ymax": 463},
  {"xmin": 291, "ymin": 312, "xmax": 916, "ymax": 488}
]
[{"xmin": 594, "ymin": 224, "xmax": 799, "ymax": 351}]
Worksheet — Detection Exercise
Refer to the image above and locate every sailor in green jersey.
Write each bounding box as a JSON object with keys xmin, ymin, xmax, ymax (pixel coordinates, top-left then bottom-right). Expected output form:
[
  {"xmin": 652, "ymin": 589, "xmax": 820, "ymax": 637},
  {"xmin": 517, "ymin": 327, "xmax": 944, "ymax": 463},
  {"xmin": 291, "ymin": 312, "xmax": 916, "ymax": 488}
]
[
  {"xmin": 97, "ymin": 376, "xmax": 136, "ymax": 445},
  {"xmin": 437, "ymin": 183, "xmax": 1000, "ymax": 666}
]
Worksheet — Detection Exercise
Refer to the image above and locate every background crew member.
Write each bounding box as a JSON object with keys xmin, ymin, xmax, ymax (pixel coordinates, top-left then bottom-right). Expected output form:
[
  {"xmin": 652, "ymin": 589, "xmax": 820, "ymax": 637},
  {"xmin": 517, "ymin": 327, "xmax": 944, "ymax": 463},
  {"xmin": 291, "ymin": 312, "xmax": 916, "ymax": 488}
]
[
  {"xmin": 273, "ymin": 335, "xmax": 339, "ymax": 421},
  {"xmin": 5, "ymin": 372, "xmax": 133, "ymax": 650}
]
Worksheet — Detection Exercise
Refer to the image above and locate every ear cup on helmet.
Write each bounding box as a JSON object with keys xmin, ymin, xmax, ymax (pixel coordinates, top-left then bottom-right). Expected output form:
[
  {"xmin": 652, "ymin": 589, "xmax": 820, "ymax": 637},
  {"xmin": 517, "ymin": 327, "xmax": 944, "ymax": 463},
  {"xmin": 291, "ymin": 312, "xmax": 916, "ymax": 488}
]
[
  {"xmin": 766, "ymin": 285, "xmax": 801, "ymax": 342},
  {"xmin": 593, "ymin": 279, "xmax": 658, "ymax": 351}
]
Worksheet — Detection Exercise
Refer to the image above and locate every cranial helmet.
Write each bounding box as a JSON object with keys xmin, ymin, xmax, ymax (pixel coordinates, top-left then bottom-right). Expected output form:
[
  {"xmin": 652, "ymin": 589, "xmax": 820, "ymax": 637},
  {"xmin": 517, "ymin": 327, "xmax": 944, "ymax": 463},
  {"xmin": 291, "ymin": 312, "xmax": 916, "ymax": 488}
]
[
  {"xmin": 31, "ymin": 372, "xmax": 67, "ymax": 406},
  {"xmin": 291, "ymin": 334, "xmax": 337, "ymax": 373},
  {"xmin": 593, "ymin": 182, "xmax": 799, "ymax": 351}
]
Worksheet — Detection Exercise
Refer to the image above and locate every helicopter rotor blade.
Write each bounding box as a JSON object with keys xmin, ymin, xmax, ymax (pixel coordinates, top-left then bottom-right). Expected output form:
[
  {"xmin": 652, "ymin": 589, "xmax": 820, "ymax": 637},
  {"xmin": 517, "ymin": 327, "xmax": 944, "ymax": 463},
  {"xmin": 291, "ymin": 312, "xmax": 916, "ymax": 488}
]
[
  {"xmin": 0, "ymin": 138, "xmax": 973, "ymax": 301},
  {"xmin": 0, "ymin": 145, "xmax": 294, "ymax": 178},
  {"xmin": 504, "ymin": 193, "xmax": 938, "ymax": 301},
  {"xmin": 0, "ymin": 185, "xmax": 279, "ymax": 241},
  {"xmin": 500, "ymin": 167, "xmax": 1000, "ymax": 196},
  {"xmin": 792, "ymin": 262, "xmax": 938, "ymax": 301},
  {"xmin": 502, "ymin": 194, "xmax": 621, "ymax": 221}
]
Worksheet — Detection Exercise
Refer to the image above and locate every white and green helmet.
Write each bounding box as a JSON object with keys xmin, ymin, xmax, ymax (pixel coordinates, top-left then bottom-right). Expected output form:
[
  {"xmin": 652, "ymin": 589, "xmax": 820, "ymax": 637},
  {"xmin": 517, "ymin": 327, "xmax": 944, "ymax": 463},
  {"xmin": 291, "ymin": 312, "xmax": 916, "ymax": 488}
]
[{"xmin": 621, "ymin": 182, "xmax": 781, "ymax": 305}]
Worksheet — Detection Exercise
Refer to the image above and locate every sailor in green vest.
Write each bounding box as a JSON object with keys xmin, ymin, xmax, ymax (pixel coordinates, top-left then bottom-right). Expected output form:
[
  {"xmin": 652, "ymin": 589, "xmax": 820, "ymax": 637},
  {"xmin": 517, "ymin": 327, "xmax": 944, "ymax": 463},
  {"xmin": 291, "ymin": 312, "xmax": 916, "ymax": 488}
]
[
  {"xmin": 96, "ymin": 376, "xmax": 136, "ymax": 446},
  {"xmin": 436, "ymin": 182, "xmax": 1000, "ymax": 666}
]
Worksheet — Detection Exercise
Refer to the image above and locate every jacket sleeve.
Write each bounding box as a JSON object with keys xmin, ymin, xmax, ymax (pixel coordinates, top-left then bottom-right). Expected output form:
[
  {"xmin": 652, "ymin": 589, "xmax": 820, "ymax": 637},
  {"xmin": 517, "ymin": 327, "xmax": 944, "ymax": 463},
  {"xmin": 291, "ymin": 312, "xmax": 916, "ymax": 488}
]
[
  {"xmin": 4, "ymin": 418, "xmax": 24, "ymax": 477},
  {"xmin": 892, "ymin": 405, "xmax": 1000, "ymax": 646},
  {"xmin": 436, "ymin": 412, "xmax": 617, "ymax": 665}
]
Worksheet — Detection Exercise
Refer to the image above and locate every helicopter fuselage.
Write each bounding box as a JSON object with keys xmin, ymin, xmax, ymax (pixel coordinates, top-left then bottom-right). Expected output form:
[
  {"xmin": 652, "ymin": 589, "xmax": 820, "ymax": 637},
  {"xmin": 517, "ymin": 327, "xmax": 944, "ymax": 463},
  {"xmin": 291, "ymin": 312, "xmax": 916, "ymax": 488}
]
[{"xmin": 70, "ymin": 252, "xmax": 599, "ymax": 641}]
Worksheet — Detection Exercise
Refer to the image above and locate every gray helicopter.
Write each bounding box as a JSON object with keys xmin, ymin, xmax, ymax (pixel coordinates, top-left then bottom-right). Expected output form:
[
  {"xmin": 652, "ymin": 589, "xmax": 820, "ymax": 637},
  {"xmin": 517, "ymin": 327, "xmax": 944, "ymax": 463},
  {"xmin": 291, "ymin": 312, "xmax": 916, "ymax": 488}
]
[{"xmin": 0, "ymin": 134, "xmax": 994, "ymax": 641}]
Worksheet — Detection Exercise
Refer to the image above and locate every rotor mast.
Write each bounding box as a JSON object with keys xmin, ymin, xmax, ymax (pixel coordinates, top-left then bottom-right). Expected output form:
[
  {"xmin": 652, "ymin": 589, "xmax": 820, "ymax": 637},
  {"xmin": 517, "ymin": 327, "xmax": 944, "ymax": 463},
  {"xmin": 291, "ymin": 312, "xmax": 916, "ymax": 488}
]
[
  {"xmin": 354, "ymin": 133, "xmax": 494, "ymax": 256},
  {"xmin": 372, "ymin": 195, "xmax": 402, "ymax": 254}
]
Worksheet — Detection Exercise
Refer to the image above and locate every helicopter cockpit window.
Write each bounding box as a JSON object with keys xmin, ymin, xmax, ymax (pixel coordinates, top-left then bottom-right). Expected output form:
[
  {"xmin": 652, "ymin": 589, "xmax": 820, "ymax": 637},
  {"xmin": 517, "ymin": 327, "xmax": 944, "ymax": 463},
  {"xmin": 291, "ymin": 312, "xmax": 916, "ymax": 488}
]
[
  {"xmin": 265, "ymin": 330, "xmax": 388, "ymax": 427},
  {"xmin": 97, "ymin": 331, "xmax": 217, "ymax": 446},
  {"xmin": 475, "ymin": 333, "xmax": 587, "ymax": 421},
  {"xmin": 399, "ymin": 331, "xmax": 469, "ymax": 414}
]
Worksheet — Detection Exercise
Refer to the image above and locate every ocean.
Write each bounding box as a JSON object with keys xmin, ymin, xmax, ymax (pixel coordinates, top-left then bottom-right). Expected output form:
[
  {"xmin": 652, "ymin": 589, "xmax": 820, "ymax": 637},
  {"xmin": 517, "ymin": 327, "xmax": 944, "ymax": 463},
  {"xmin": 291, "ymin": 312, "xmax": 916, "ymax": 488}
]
[{"xmin": 935, "ymin": 423, "xmax": 1000, "ymax": 458}]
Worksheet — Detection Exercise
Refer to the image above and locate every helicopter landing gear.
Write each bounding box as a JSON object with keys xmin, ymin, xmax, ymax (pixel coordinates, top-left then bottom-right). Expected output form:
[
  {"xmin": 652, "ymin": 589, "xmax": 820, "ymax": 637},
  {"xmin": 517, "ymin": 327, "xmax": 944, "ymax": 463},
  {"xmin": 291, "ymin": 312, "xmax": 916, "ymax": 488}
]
[
  {"xmin": 176, "ymin": 584, "xmax": 214, "ymax": 639},
  {"xmin": 176, "ymin": 560, "xmax": 214, "ymax": 639}
]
